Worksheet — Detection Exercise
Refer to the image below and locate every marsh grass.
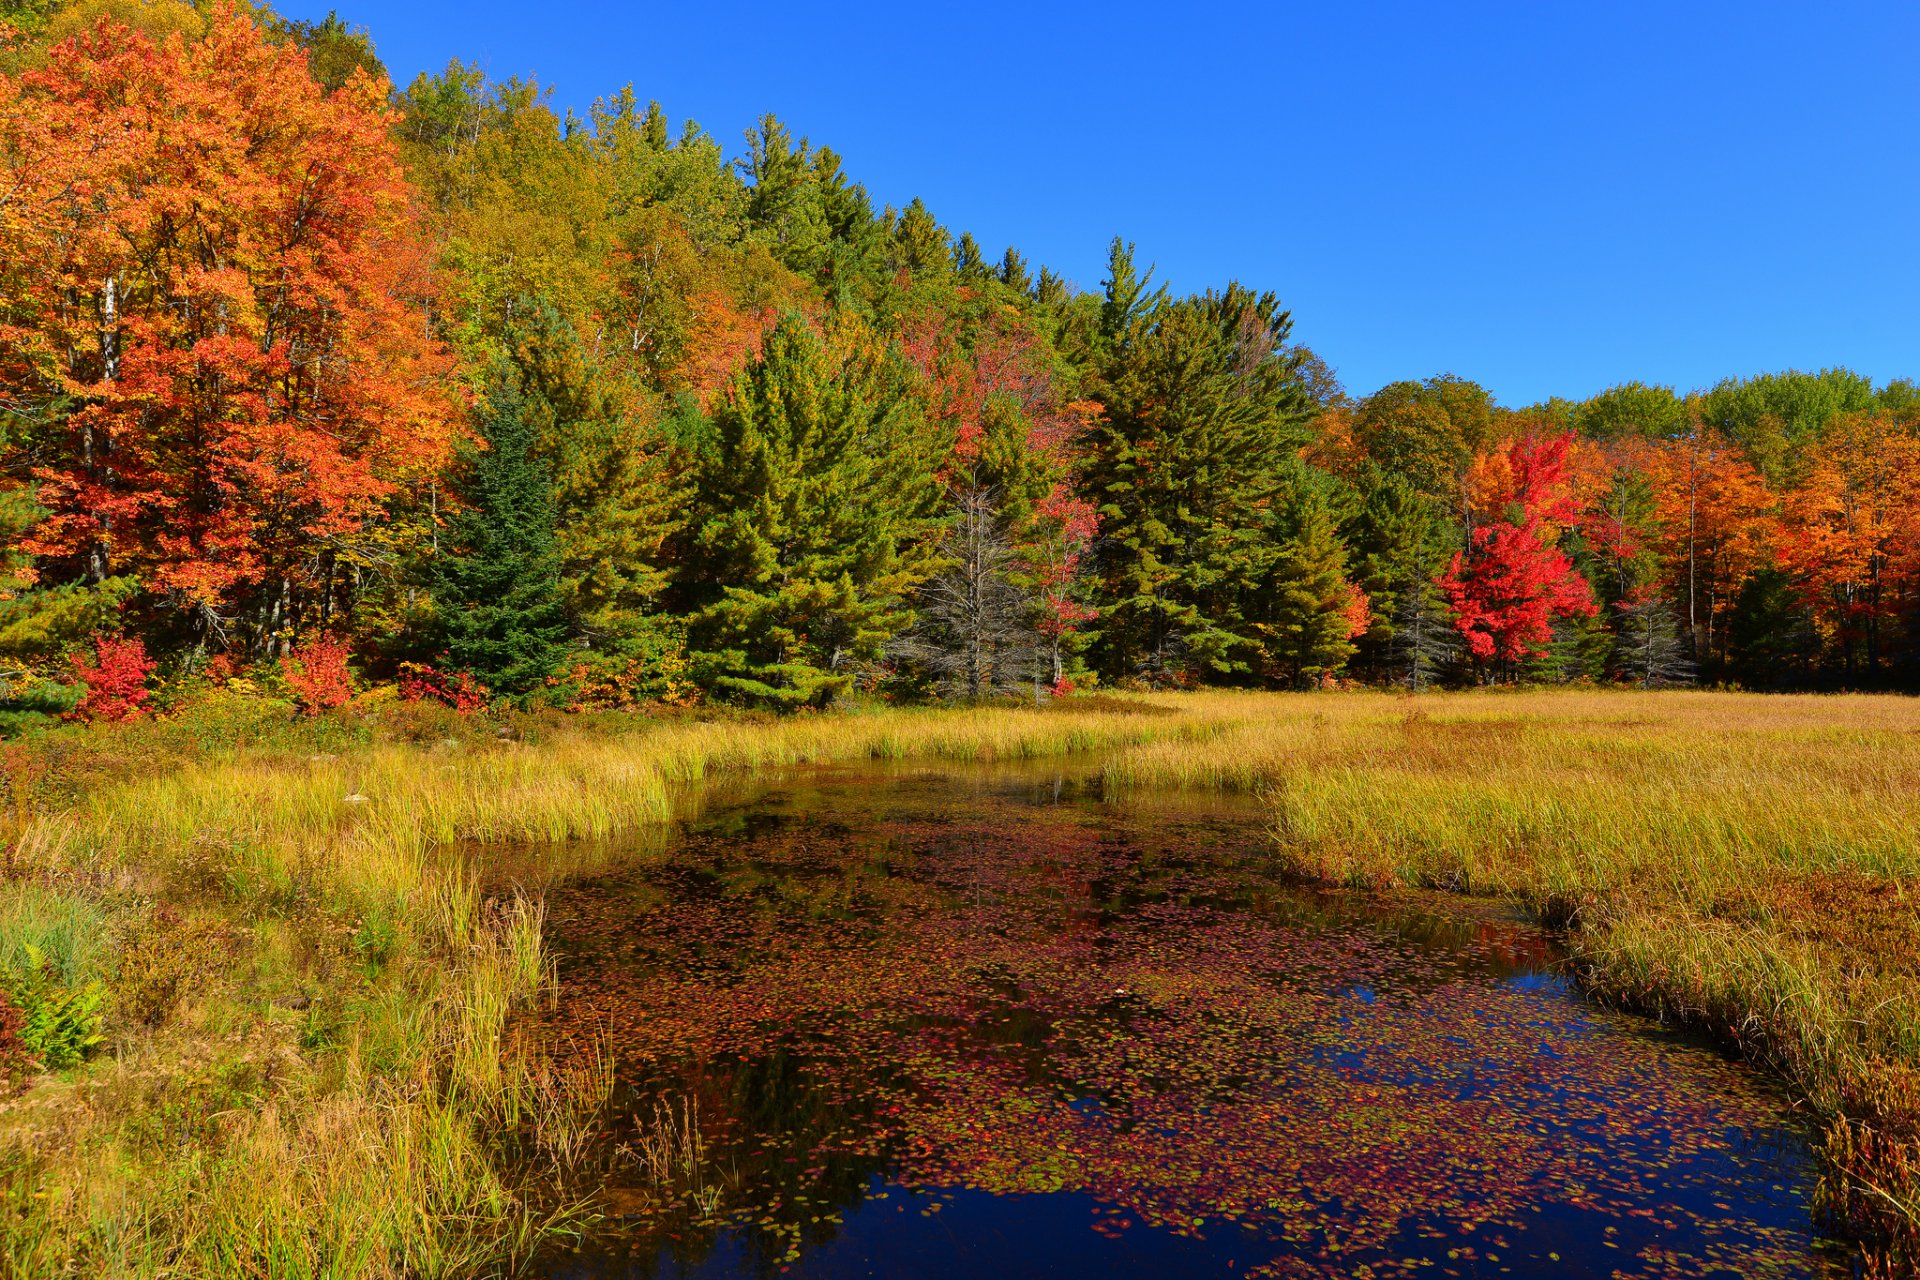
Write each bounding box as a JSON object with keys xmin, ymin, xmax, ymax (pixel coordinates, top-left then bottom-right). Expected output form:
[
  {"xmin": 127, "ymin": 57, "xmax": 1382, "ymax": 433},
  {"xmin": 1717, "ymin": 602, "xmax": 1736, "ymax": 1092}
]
[
  {"xmin": 4, "ymin": 689, "xmax": 1915, "ymax": 1274},
  {"xmin": 1103, "ymin": 689, "xmax": 1920, "ymax": 1273},
  {"xmin": 0, "ymin": 697, "xmax": 1234, "ymax": 1278}
]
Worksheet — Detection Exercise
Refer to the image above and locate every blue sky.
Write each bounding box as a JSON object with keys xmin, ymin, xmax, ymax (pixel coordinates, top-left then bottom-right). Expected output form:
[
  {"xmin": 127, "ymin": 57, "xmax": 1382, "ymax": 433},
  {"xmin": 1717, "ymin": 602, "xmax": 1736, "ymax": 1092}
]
[{"xmin": 289, "ymin": 1, "xmax": 1920, "ymax": 406}]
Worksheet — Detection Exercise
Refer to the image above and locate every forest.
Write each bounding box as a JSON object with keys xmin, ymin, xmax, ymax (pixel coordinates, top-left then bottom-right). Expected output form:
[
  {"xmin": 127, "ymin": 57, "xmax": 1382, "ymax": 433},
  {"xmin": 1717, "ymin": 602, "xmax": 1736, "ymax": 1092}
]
[{"xmin": 2, "ymin": 3, "xmax": 1917, "ymax": 728}]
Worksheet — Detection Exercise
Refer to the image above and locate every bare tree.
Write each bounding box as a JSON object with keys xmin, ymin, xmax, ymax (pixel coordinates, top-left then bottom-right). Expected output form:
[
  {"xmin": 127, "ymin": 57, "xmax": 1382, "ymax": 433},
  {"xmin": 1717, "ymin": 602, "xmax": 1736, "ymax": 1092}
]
[
  {"xmin": 894, "ymin": 490, "xmax": 1045, "ymax": 700},
  {"xmin": 1614, "ymin": 591, "xmax": 1696, "ymax": 689},
  {"xmin": 1391, "ymin": 580, "xmax": 1457, "ymax": 691}
]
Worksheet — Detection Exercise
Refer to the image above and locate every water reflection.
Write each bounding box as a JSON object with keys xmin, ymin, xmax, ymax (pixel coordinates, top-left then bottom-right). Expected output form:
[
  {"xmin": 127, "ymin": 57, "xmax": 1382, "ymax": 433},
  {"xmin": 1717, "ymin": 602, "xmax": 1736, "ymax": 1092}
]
[{"xmin": 530, "ymin": 763, "xmax": 1847, "ymax": 1279}]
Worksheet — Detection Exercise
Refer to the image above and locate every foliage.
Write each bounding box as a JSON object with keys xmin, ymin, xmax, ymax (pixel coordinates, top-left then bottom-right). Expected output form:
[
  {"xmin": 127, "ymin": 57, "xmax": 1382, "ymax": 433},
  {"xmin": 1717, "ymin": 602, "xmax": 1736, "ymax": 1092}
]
[
  {"xmin": 1439, "ymin": 434, "xmax": 1597, "ymax": 674},
  {"xmin": 2, "ymin": 943, "xmax": 103, "ymax": 1071},
  {"xmin": 0, "ymin": 10, "xmax": 455, "ymax": 654},
  {"xmin": 398, "ymin": 662, "xmax": 488, "ymax": 713},
  {"xmin": 428, "ymin": 371, "xmax": 571, "ymax": 701},
  {"xmin": 65, "ymin": 633, "xmax": 154, "ymax": 722},
  {"xmin": 280, "ymin": 638, "xmax": 354, "ymax": 714},
  {"xmin": 1078, "ymin": 242, "xmax": 1318, "ymax": 684},
  {"xmin": 683, "ymin": 314, "xmax": 943, "ymax": 707}
]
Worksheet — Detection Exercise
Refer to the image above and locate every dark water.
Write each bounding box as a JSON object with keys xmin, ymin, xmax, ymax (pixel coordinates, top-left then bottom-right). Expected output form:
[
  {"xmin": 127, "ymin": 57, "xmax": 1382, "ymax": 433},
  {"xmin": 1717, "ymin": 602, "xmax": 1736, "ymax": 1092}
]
[{"xmin": 527, "ymin": 762, "xmax": 1850, "ymax": 1280}]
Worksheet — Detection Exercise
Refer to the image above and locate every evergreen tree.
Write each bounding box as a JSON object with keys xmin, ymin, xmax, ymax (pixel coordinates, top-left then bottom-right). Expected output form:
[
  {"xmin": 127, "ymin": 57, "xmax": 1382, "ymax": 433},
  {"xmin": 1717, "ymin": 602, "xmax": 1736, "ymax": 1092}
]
[
  {"xmin": 1096, "ymin": 237, "xmax": 1167, "ymax": 348},
  {"xmin": 1260, "ymin": 496, "xmax": 1363, "ymax": 687},
  {"xmin": 952, "ymin": 232, "xmax": 992, "ymax": 283},
  {"xmin": 1727, "ymin": 565, "xmax": 1819, "ymax": 686},
  {"xmin": 1032, "ymin": 266, "xmax": 1068, "ymax": 309},
  {"xmin": 684, "ymin": 314, "xmax": 943, "ymax": 707},
  {"xmin": 1347, "ymin": 471, "xmax": 1448, "ymax": 679},
  {"xmin": 998, "ymin": 247, "xmax": 1032, "ymax": 294},
  {"xmin": 429, "ymin": 374, "xmax": 571, "ymax": 700},
  {"xmin": 1079, "ymin": 276, "xmax": 1317, "ymax": 683},
  {"xmin": 505, "ymin": 300, "xmax": 686, "ymax": 656},
  {"xmin": 1390, "ymin": 576, "xmax": 1457, "ymax": 690},
  {"xmin": 891, "ymin": 198, "xmax": 952, "ymax": 278}
]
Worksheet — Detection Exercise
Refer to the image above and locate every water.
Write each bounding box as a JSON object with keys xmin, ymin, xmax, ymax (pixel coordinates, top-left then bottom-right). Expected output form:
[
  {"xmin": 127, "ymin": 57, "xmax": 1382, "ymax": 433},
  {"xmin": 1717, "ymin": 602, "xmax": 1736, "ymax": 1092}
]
[{"xmin": 526, "ymin": 761, "xmax": 1849, "ymax": 1280}]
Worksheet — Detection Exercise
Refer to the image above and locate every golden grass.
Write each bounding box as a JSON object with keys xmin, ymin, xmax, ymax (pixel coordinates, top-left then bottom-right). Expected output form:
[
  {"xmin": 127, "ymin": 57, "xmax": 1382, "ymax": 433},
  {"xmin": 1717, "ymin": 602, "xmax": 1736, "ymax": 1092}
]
[{"xmin": 3, "ymin": 689, "xmax": 1916, "ymax": 1274}]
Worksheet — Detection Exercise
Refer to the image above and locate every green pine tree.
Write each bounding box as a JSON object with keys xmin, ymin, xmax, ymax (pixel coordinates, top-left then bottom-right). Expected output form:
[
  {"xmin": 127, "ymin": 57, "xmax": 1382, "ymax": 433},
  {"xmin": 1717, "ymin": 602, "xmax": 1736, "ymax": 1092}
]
[
  {"xmin": 684, "ymin": 314, "xmax": 943, "ymax": 708},
  {"xmin": 1078, "ymin": 262, "xmax": 1317, "ymax": 684},
  {"xmin": 429, "ymin": 372, "xmax": 571, "ymax": 701},
  {"xmin": 505, "ymin": 300, "xmax": 687, "ymax": 657},
  {"xmin": 1347, "ymin": 470, "xmax": 1450, "ymax": 679},
  {"xmin": 1260, "ymin": 495, "xmax": 1360, "ymax": 687}
]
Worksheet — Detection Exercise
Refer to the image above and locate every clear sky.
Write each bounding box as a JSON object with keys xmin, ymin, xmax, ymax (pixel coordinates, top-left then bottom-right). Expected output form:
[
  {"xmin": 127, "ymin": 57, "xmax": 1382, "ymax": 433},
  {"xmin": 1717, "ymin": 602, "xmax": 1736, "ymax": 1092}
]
[{"xmin": 286, "ymin": 1, "xmax": 1920, "ymax": 407}]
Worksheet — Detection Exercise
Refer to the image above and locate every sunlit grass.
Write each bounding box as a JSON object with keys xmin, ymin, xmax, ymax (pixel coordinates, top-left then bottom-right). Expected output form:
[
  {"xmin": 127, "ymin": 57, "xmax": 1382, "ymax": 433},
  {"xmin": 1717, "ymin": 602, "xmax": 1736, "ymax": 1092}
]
[{"xmin": 2, "ymin": 688, "xmax": 1915, "ymax": 1274}]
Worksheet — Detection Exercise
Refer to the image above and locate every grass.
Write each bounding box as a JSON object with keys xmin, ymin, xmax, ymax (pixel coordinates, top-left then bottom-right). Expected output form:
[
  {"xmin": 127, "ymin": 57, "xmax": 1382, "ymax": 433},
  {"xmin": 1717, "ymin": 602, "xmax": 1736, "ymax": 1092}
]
[
  {"xmin": 1102, "ymin": 689, "xmax": 1920, "ymax": 1273},
  {"xmin": 0, "ymin": 695, "xmax": 1236, "ymax": 1278},
  {"xmin": 0, "ymin": 688, "xmax": 1913, "ymax": 1275}
]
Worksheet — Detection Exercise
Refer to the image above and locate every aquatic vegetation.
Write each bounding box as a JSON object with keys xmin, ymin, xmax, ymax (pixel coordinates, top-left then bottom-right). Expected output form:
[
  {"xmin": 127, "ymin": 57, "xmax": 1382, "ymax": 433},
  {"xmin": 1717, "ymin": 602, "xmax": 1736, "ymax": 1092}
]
[
  {"xmin": 1101, "ymin": 689, "xmax": 1920, "ymax": 1272},
  {"xmin": 533, "ymin": 767, "xmax": 1845, "ymax": 1278}
]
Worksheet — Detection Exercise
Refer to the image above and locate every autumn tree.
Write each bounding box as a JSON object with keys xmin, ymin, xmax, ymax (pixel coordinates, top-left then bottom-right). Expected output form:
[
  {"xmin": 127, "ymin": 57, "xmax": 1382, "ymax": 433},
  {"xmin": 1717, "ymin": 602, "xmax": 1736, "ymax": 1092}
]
[
  {"xmin": 1351, "ymin": 375, "xmax": 1498, "ymax": 518},
  {"xmin": 1439, "ymin": 434, "xmax": 1597, "ymax": 679},
  {"xmin": 0, "ymin": 9, "xmax": 454, "ymax": 657}
]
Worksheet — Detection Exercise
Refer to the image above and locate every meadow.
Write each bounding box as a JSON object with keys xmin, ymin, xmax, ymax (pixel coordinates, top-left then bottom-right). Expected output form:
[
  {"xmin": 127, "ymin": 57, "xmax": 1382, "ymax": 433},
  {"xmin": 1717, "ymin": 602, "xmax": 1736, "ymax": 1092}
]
[{"xmin": 0, "ymin": 689, "xmax": 1913, "ymax": 1276}]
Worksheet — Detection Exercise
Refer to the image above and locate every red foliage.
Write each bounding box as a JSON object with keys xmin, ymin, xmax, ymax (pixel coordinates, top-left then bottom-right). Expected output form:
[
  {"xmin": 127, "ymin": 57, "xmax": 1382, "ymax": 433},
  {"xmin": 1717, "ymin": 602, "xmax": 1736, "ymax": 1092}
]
[
  {"xmin": 280, "ymin": 638, "xmax": 354, "ymax": 713},
  {"xmin": 1441, "ymin": 434, "xmax": 1597, "ymax": 665},
  {"xmin": 67, "ymin": 634, "xmax": 156, "ymax": 722},
  {"xmin": 398, "ymin": 662, "xmax": 487, "ymax": 714}
]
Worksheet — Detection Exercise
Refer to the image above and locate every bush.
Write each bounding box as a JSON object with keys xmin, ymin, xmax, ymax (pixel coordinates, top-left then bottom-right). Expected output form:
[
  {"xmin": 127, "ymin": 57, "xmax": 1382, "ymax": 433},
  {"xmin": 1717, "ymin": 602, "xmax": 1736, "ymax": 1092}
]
[
  {"xmin": 281, "ymin": 637, "xmax": 354, "ymax": 713},
  {"xmin": 66, "ymin": 634, "xmax": 156, "ymax": 722},
  {"xmin": 398, "ymin": 662, "xmax": 487, "ymax": 713}
]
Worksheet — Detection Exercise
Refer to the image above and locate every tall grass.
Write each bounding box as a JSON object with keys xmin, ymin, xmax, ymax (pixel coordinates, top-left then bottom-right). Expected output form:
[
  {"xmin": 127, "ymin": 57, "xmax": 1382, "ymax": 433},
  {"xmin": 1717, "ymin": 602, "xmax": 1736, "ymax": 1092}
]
[
  {"xmin": 0, "ymin": 696, "xmax": 1235, "ymax": 1278},
  {"xmin": 6, "ymin": 689, "xmax": 1915, "ymax": 1274}
]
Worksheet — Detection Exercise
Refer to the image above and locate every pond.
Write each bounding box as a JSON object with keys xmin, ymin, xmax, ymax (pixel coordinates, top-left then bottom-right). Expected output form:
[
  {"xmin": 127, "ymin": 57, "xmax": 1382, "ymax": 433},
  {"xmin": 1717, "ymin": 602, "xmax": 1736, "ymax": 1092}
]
[{"xmin": 526, "ymin": 761, "xmax": 1851, "ymax": 1280}]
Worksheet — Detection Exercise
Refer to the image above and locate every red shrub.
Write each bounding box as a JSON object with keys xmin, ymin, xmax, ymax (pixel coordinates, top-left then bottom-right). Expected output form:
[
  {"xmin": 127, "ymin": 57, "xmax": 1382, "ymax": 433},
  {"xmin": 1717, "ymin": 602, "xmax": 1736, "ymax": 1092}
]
[
  {"xmin": 281, "ymin": 637, "xmax": 353, "ymax": 713},
  {"xmin": 398, "ymin": 662, "xmax": 487, "ymax": 714},
  {"xmin": 67, "ymin": 634, "xmax": 156, "ymax": 722}
]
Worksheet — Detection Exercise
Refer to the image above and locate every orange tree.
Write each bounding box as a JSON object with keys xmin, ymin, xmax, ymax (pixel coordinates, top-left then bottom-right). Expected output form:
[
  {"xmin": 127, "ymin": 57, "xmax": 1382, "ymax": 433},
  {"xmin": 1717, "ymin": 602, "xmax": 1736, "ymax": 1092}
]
[{"xmin": 0, "ymin": 7, "xmax": 455, "ymax": 658}]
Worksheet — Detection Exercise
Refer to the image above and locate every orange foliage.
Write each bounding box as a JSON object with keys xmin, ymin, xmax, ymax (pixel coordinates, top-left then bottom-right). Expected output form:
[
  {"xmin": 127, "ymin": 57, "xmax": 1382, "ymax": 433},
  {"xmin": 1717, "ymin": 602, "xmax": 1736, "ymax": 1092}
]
[
  {"xmin": 0, "ymin": 7, "xmax": 455, "ymax": 636},
  {"xmin": 679, "ymin": 291, "xmax": 776, "ymax": 407}
]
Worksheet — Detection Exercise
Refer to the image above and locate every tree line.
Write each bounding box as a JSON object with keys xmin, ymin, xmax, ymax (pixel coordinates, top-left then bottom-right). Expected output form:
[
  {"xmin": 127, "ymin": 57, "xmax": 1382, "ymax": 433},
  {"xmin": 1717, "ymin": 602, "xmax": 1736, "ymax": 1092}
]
[{"xmin": 0, "ymin": 3, "xmax": 1915, "ymax": 727}]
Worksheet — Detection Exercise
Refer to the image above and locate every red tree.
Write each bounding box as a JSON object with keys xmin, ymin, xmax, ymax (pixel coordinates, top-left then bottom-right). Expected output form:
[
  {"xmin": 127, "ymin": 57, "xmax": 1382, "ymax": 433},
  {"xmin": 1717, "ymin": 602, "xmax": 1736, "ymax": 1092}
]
[
  {"xmin": 1440, "ymin": 433, "xmax": 1597, "ymax": 669},
  {"xmin": 0, "ymin": 8, "xmax": 455, "ymax": 650}
]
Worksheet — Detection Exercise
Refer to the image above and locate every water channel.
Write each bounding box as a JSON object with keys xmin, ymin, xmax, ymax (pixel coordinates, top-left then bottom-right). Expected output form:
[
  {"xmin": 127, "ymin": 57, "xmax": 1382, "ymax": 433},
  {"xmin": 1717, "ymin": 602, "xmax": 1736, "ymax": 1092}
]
[{"xmin": 524, "ymin": 760, "xmax": 1849, "ymax": 1280}]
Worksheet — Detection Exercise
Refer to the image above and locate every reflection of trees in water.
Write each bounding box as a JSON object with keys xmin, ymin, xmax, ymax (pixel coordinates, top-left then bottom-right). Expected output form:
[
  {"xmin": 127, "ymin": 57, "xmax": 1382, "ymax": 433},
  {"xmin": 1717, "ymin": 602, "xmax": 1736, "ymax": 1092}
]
[{"xmin": 533, "ymin": 775, "xmax": 1825, "ymax": 1278}]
